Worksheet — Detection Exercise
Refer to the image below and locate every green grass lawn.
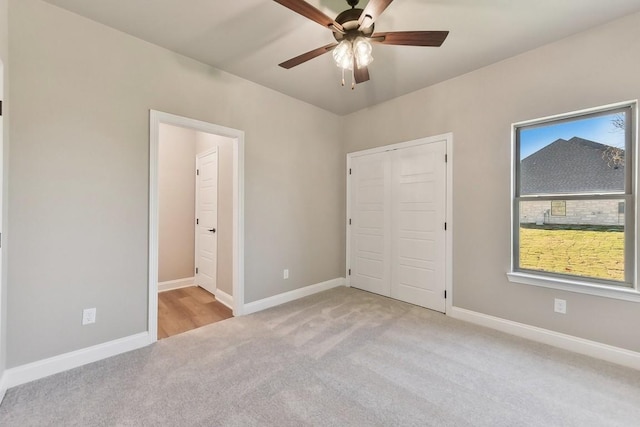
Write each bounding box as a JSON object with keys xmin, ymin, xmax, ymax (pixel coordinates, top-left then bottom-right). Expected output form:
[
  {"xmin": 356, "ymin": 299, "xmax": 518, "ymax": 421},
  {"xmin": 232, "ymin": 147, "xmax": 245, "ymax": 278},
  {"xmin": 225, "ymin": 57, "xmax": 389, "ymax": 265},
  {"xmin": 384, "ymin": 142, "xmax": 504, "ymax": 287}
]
[{"xmin": 519, "ymin": 227, "xmax": 624, "ymax": 281}]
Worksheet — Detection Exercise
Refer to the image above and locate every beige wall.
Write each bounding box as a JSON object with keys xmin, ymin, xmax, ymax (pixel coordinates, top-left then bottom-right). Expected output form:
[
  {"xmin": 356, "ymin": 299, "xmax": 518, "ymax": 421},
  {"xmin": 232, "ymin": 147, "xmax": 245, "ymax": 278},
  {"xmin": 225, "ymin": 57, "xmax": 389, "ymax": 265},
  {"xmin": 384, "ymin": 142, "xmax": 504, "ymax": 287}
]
[
  {"xmin": 196, "ymin": 132, "xmax": 234, "ymax": 296},
  {"xmin": 344, "ymin": 12, "xmax": 640, "ymax": 352},
  {"xmin": 158, "ymin": 124, "xmax": 196, "ymax": 283},
  {"xmin": 7, "ymin": 0, "xmax": 640, "ymax": 371},
  {"xmin": 7, "ymin": 0, "xmax": 344, "ymax": 366},
  {"xmin": 0, "ymin": 0, "xmax": 8, "ymax": 378}
]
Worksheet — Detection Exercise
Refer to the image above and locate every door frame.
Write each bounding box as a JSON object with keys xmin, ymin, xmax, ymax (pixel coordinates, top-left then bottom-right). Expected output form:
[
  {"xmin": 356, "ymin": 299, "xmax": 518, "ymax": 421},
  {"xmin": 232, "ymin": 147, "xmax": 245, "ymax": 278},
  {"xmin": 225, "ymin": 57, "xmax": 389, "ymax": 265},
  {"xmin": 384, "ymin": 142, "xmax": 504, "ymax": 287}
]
[
  {"xmin": 346, "ymin": 133, "xmax": 453, "ymax": 314},
  {"xmin": 0, "ymin": 59, "xmax": 5, "ymax": 401},
  {"xmin": 194, "ymin": 148, "xmax": 218, "ymax": 294},
  {"xmin": 149, "ymin": 110, "xmax": 245, "ymax": 342}
]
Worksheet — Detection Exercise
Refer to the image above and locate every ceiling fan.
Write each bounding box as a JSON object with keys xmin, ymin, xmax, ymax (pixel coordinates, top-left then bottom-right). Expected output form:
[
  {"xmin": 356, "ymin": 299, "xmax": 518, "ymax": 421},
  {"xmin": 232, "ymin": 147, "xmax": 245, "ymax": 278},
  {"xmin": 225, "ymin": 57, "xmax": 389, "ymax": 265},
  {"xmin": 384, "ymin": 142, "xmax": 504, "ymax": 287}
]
[{"xmin": 274, "ymin": 0, "xmax": 449, "ymax": 88}]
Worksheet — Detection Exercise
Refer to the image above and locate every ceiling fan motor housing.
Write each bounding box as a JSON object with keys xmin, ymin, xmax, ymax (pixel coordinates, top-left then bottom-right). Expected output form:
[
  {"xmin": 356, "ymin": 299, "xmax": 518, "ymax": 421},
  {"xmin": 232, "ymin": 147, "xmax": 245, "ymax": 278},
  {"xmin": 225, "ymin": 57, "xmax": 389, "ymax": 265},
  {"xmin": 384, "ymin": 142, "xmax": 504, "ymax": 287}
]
[{"xmin": 333, "ymin": 8, "xmax": 375, "ymax": 41}]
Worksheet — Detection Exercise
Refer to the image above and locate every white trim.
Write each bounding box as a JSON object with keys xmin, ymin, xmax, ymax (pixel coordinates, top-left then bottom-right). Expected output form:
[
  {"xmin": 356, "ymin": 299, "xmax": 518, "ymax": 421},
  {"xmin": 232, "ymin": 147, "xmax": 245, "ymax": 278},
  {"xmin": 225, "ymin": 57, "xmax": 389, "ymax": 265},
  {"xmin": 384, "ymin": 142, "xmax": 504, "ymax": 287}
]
[
  {"xmin": 2, "ymin": 332, "xmax": 152, "ymax": 389},
  {"xmin": 449, "ymin": 306, "xmax": 640, "ymax": 371},
  {"xmin": 243, "ymin": 278, "xmax": 346, "ymax": 315},
  {"xmin": 149, "ymin": 113, "xmax": 160, "ymax": 342},
  {"xmin": 158, "ymin": 277, "xmax": 195, "ymax": 292},
  {"xmin": 0, "ymin": 61, "xmax": 5, "ymax": 409},
  {"xmin": 513, "ymin": 100, "xmax": 637, "ymax": 128},
  {"xmin": 345, "ymin": 157, "xmax": 352, "ymax": 286},
  {"xmin": 507, "ymin": 272, "xmax": 640, "ymax": 302},
  {"xmin": 214, "ymin": 288, "xmax": 233, "ymax": 310},
  {"xmin": 346, "ymin": 133, "xmax": 454, "ymax": 314},
  {"xmin": 348, "ymin": 134, "xmax": 449, "ymax": 158},
  {"xmin": 233, "ymin": 133, "xmax": 245, "ymax": 316},
  {"xmin": 0, "ymin": 373, "xmax": 6, "ymax": 405},
  {"xmin": 444, "ymin": 135, "xmax": 454, "ymax": 314},
  {"xmin": 149, "ymin": 111, "xmax": 245, "ymax": 345}
]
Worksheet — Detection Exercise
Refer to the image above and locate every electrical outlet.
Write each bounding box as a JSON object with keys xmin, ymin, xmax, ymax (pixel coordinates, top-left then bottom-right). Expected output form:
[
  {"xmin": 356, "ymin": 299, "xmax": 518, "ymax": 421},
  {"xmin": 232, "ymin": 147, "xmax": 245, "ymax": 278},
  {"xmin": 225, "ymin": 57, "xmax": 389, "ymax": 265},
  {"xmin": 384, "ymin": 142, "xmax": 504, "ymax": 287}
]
[
  {"xmin": 554, "ymin": 299, "xmax": 567, "ymax": 314},
  {"xmin": 82, "ymin": 308, "xmax": 96, "ymax": 325},
  {"xmin": 283, "ymin": 269, "xmax": 289, "ymax": 279}
]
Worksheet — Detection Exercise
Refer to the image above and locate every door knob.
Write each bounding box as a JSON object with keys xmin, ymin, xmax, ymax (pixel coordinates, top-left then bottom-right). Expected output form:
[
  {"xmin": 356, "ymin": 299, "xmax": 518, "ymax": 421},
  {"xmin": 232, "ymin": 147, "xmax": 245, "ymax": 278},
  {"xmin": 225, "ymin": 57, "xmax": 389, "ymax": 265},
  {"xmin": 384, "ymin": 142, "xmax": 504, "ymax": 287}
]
[{"xmin": 208, "ymin": 228, "xmax": 216, "ymax": 233}]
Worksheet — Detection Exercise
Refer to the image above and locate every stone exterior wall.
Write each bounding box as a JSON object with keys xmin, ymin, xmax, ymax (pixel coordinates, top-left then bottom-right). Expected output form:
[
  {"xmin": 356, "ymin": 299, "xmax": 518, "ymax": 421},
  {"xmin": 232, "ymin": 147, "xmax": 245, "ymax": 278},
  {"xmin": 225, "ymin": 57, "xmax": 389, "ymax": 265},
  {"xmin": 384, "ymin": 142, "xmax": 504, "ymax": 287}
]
[{"xmin": 520, "ymin": 199, "xmax": 624, "ymax": 226}]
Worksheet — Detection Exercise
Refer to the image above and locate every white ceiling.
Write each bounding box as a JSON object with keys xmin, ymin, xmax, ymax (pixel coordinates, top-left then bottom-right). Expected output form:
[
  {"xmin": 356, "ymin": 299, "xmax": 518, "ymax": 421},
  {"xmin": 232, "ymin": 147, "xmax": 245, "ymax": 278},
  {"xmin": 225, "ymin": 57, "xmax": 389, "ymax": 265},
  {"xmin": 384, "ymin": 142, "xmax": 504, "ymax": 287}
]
[{"xmin": 43, "ymin": 0, "xmax": 640, "ymax": 115}]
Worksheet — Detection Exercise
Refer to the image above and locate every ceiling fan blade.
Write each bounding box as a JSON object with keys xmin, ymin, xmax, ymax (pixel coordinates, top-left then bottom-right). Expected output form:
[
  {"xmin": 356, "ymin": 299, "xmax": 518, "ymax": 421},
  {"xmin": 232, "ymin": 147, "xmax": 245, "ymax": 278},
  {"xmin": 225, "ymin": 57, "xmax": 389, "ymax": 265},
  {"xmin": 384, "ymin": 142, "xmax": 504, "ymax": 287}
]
[
  {"xmin": 358, "ymin": 0, "xmax": 394, "ymax": 30},
  {"xmin": 354, "ymin": 65, "xmax": 370, "ymax": 84},
  {"xmin": 274, "ymin": 0, "xmax": 344, "ymax": 33},
  {"xmin": 279, "ymin": 42, "xmax": 338, "ymax": 69},
  {"xmin": 371, "ymin": 31, "xmax": 449, "ymax": 46}
]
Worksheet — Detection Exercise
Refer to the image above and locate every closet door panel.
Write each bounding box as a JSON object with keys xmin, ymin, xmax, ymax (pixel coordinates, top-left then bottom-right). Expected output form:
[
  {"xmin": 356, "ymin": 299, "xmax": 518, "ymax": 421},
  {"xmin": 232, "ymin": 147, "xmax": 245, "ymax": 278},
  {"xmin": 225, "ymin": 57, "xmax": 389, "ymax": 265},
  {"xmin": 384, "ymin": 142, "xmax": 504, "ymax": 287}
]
[
  {"xmin": 390, "ymin": 141, "xmax": 446, "ymax": 312},
  {"xmin": 350, "ymin": 152, "xmax": 391, "ymax": 296}
]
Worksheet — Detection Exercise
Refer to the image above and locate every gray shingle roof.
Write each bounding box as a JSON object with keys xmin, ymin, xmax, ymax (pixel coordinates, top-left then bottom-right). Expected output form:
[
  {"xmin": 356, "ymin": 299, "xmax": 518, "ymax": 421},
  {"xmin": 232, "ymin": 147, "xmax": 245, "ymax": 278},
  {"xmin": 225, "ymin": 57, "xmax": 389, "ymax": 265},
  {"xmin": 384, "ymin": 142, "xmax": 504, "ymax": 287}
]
[{"xmin": 520, "ymin": 137, "xmax": 625, "ymax": 195}]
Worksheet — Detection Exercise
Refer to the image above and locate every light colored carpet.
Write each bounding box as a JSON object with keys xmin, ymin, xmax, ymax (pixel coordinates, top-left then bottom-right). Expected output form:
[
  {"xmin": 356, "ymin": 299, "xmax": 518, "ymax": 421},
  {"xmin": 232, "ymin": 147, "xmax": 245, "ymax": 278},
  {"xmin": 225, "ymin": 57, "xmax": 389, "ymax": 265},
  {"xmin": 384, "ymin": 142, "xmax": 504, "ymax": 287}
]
[{"xmin": 1, "ymin": 286, "xmax": 639, "ymax": 426}]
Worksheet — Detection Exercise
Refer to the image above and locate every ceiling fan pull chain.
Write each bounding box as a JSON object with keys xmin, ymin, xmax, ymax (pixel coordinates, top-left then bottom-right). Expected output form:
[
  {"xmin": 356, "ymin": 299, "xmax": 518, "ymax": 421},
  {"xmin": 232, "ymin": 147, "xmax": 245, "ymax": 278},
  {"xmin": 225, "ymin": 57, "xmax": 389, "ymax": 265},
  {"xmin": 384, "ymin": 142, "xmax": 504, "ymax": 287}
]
[
  {"xmin": 351, "ymin": 67, "xmax": 355, "ymax": 90},
  {"xmin": 341, "ymin": 68, "xmax": 346, "ymax": 86}
]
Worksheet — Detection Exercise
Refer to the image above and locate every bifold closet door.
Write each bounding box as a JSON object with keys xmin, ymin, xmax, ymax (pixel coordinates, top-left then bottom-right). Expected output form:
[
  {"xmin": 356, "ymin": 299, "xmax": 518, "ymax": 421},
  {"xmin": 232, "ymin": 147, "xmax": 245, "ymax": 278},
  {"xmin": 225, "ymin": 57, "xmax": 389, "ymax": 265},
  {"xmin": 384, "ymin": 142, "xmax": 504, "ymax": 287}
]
[
  {"xmin": 390, "ymin": 142, "xmax": 446, "ymax": 312},
  {"xmin": 350, "ymin": 141, "xmax": 447, "ymax": 312},
  {"xmin": 350, "ymin": 151, "xmax": 391, "ymax": 297}
]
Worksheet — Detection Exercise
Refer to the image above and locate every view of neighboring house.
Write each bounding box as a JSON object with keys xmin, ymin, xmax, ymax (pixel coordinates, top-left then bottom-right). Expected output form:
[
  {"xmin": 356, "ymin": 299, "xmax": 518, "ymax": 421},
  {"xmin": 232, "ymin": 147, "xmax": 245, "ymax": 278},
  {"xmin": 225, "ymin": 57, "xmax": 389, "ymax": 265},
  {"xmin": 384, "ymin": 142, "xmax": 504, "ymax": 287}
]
[{"xmin": 519, "ymin": 137, "xmax": 625, "ymax": 226}]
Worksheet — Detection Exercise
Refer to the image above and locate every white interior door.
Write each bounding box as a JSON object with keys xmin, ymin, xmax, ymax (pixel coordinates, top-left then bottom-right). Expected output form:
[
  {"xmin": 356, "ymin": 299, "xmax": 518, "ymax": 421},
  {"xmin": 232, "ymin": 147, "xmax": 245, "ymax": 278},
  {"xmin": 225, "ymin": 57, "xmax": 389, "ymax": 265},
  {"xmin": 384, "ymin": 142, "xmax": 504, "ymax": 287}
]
[
  {"xmin": 349, "ymin": 140, "xmax": 447, "ymax": 312},
  {"xmin": 350, "ymin": 151, "xmax": 391, "ymax": 296},
  {"xmin": 390, "ymin": 141, "xmax": 446, "ymax": 312},
  {"xmin": 195, "ymin": 149, "xmax": 218, "ymax": 295}
]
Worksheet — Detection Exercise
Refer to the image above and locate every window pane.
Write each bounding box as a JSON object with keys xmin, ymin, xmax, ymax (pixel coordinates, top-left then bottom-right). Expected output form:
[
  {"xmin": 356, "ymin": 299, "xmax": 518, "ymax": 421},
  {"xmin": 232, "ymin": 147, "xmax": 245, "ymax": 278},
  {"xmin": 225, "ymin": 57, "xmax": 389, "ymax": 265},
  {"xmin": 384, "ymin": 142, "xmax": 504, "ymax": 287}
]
[
  {"xmin": 518, "ymin": 199, "xmax": 625, "ymax": 282},
  {"xmin": 519, "ymin": 111, "xmax": 627, "ymax": 195}
]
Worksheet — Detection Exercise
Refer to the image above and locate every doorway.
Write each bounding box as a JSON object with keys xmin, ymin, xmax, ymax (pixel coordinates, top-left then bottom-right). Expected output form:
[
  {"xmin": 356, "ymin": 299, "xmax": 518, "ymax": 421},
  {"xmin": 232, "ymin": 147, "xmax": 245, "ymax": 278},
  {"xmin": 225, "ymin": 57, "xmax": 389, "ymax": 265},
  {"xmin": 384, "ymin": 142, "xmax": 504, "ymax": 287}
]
[
  {"xmin": 149, "ymin": 111, "xmax": 245, "ymax": 342},
  {"xmin": 346, "ymin": 133, "xmax": 453, "ymax": 313}
]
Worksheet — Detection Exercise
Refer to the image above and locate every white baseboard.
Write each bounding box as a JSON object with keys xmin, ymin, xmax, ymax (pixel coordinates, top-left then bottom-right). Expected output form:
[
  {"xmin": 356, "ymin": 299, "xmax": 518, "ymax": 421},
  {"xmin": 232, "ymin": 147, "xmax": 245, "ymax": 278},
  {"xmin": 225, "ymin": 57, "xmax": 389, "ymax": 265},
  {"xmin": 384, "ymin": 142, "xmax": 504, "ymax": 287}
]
[
  {"xmin": 214, "ymin": 288, "xmax": 233, "ymax": 310},
  {"xmin": 2, "ymin": 332, "xmax": 152, "ymax": 389},
  {"xmin": 243, "ymin": 278, "xmax": 346, "ymax": 315},
  {"xmin": 0, "ymin": 372, "xmax": 6, "ymax": 405},
  {"xmin": 449, "ymin": 306, "xmax": 640, "ymax": 371},
  {"xmin": 158, "ymin": 277, "xmax": 194, "ymax": 292}
]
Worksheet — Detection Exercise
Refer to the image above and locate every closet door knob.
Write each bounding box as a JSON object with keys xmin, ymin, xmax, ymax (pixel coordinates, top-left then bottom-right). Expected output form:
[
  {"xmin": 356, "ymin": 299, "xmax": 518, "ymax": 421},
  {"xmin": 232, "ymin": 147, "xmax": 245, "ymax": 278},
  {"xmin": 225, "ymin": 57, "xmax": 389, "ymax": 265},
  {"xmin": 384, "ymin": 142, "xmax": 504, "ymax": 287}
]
[{"xmin": 208, "ymin": 228, "xmax": 216, "ymax": 233}]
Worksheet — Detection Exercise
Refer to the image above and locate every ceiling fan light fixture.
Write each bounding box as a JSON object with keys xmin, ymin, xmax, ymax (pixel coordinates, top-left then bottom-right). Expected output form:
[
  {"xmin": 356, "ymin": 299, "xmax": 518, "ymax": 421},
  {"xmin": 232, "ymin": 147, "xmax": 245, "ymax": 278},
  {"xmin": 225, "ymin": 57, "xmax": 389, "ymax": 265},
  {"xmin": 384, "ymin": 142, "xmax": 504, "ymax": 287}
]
[
  {"xmin": 333, "ymin": 39, "xmax": 354, "ymax": 70},
  {"xmin": 354, "ymin": 36, "xmax": 373, "ymax": 68},
  {"xmin": 274, "ymin": 0, "xmax": 449, "ymax": 87},
  {"xmin": 333, "ymin": 37, "xmax": 373, "ymax": 71}
]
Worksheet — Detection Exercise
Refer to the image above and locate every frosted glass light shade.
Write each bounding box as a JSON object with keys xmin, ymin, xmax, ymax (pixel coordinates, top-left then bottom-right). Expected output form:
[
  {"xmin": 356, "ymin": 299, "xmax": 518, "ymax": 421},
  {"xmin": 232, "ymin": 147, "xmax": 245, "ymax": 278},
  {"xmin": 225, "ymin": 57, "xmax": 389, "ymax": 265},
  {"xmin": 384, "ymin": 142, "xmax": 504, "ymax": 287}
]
[
  {"xmin": 333, "ymin": 40, "xmax": 354, "ymax": 70},
  {"xmin": 353, "ymin": 37, "xmax": 373, "ymax": 68}
]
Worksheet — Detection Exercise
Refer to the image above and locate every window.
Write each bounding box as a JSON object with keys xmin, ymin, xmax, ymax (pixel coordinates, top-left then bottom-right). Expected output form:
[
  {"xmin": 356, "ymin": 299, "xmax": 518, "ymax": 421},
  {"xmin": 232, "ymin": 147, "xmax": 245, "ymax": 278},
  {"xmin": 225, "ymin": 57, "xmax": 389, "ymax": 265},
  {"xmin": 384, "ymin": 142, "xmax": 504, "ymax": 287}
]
[
  {"xmin": 511, "ymin": 102, "xmax": 636, "ymax": 294},
  {"xmin": 550, "ymin": 201, "xmax": 566, "ymax": 216}
]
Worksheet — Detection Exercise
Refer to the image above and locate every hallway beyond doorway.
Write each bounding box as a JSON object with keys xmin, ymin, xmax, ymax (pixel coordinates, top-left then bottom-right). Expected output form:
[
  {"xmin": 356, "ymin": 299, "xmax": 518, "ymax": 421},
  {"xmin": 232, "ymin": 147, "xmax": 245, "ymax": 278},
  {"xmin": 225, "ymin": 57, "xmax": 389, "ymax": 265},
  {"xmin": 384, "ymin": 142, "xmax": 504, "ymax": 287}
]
[{"xmin": 158, "ymin": 286, "xmax": 232, "ymax": 339}]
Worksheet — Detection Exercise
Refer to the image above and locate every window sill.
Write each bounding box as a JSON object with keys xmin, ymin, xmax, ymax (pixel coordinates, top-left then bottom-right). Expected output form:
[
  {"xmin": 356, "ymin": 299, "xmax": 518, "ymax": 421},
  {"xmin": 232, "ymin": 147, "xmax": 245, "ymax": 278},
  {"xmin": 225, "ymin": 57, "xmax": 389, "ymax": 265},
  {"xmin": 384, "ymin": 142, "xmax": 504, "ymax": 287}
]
[{"xmin": 507, "ymin": 272, "xmax": 640, "ymax": 303}]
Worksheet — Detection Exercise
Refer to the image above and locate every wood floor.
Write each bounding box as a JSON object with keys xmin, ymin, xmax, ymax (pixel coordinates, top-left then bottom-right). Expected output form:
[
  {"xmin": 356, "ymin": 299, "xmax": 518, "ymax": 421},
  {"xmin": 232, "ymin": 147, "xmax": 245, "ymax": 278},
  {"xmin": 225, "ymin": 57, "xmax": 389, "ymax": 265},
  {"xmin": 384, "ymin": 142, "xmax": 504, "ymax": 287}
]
[{"xmin": 158, "ymin": 286, "xmax": 233, "ymax": 339}]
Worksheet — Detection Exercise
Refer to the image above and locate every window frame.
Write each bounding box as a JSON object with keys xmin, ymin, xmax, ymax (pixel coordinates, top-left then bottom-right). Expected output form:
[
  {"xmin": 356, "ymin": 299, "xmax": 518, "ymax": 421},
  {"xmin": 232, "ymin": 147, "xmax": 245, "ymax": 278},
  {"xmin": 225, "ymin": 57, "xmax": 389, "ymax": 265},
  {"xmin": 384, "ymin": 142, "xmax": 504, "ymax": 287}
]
[{"xmin": 508, "ymin": 101, "xmax": 640, "ymax": 302}]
